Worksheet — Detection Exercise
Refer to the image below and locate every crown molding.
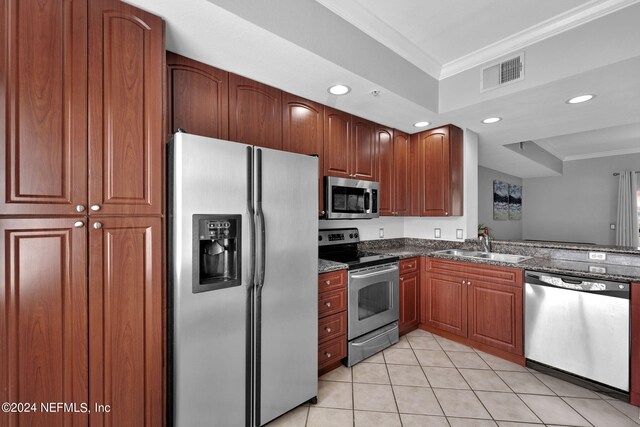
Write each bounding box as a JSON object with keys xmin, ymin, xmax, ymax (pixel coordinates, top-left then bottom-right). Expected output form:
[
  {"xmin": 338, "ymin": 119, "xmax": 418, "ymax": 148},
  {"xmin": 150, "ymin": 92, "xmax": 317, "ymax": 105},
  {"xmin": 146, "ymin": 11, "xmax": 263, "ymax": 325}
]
[
  {"xmin": 314, "ymin": 0, "xmax": 442, "ymax": 78},
  {"xmin": 440, "ymin": 0, "xmax": 640, "ymax": 79}
]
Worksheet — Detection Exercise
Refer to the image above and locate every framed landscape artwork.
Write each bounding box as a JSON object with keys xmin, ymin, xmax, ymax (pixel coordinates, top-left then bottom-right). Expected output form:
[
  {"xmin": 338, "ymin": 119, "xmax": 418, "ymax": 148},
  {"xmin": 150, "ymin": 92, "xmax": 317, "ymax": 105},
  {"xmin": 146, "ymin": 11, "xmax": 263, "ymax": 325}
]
[
  {"xmin": 493, "ymin": 180, "xmax": 509, "ymax": 220},
  {"xmin": 509, "ymin": 184, "xmax": 522, "ymax": 220}
]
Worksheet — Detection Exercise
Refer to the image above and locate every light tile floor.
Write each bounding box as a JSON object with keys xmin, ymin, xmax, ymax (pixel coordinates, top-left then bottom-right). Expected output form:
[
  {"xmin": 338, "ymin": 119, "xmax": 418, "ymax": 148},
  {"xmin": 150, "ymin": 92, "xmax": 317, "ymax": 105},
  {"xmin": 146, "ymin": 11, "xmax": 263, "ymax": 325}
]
[{"xmin": 266, "ymin": 329, "xmax": 640, "ymax": 427}]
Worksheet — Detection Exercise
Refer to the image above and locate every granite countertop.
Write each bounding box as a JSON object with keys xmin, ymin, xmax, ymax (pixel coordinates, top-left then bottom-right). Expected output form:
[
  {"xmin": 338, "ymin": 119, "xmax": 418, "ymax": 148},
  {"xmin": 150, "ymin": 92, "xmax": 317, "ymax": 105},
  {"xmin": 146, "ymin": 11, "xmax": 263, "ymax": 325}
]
[
  {"xmin": 318, "ymin": 258, "xmax": 348, "ymax": 273},
  {"xmin": 490, "ymin": 239, "xmax": 640, "ymax": 255}
]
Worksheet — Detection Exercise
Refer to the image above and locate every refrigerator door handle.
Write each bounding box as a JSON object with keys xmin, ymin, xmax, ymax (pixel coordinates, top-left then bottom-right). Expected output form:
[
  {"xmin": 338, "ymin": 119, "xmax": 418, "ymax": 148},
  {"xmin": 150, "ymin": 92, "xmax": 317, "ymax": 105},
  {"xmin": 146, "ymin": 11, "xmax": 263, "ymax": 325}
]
[
  {"xmin": 256, "ymin": 149, "xmax": 266, "ymax": 288},
  {"xmin": 247, "ymin": 146, "xmax": 256, "ymax": 289}
]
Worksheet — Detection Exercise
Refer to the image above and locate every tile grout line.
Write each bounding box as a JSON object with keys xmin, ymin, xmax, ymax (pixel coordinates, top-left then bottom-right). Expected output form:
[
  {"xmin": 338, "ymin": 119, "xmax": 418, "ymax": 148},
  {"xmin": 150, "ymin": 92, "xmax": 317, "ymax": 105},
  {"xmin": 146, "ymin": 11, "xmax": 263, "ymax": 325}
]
[{"xmin": 381, "ymin": 343, "xmax": 405, "ymax": 427}]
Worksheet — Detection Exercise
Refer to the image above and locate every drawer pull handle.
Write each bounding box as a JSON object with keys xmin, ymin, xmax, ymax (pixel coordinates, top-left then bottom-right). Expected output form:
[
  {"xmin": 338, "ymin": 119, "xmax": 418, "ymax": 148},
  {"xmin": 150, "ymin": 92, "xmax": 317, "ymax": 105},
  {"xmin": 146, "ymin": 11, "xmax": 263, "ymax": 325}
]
[
  {"xmin": 407, "ymin": 264, "xmax": 413, "ymax": 268},
  {"xmin": 325, "ymin": 302, "xmax": 331, "ymax": 308},
  {"xmin": 325, "ymin": 352, "xmax": 332, "ymax": 358},
  {"xmin": 325, "ymin": 280, "xmax": 331, "ymax": 285},
  {"xmin": 325, "ymin": 327, "xmax": 332, "ymax": 333}
]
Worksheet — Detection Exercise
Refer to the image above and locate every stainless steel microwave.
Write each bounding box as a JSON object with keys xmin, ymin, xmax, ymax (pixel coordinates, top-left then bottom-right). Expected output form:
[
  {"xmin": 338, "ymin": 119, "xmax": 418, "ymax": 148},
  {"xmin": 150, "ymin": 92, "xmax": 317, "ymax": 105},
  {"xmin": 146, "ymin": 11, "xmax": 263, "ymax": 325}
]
[{"xmin": 324, "ymin": 176, "xmax": 380, "ymax": 219}]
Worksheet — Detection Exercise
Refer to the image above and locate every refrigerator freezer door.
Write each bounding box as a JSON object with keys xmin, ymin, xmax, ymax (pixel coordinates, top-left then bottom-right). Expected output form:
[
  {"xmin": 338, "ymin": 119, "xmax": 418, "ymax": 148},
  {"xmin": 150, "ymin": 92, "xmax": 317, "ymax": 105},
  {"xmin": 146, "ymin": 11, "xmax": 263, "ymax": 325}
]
[
  {"xmin": 256, "ymin": 148, "xmax": 318, "ymax": 425},
  {"xmin": 171, "ymin": 133, "xmax": 252, "ymax": 427}
]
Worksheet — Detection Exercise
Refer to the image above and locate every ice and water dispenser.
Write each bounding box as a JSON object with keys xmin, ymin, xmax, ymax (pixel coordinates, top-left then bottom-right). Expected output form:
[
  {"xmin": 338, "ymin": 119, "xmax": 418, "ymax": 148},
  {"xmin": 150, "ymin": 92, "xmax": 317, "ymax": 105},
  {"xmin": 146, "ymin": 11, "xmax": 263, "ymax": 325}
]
[{"xmin": 192, "ymin": 214, "xmax": 241, "ymax": 293}]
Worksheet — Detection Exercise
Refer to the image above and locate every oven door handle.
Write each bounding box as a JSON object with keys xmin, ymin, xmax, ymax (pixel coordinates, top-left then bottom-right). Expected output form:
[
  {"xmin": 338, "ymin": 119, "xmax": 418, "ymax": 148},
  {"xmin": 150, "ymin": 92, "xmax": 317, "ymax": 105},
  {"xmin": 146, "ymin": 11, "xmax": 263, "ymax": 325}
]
[{"xmin": 350, "ymin": 265, "xmax": 398, "ymax": 279}]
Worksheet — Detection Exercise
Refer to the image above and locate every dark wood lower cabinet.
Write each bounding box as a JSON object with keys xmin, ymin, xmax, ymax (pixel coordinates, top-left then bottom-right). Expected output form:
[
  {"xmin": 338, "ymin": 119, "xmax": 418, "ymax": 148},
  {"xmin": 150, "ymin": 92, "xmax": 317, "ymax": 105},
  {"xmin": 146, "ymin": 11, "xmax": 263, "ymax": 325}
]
[
  {"xmin": 0, "ymin": 218, "xmax": 88, "ymax": 426},
  {"xmin": 423, "ymin": 258, "xmax": 524, "ymax": 364},
  {"xmin": 89, "ymin": 216, "xmax": 163, "ymax": 426},
  {"xmin": 399, "ymin": 258, "xmax": 420, "ymax": 335},
  {"xmin": 318, "ymin": 270, "xmax": 347, "ymax": 376}
]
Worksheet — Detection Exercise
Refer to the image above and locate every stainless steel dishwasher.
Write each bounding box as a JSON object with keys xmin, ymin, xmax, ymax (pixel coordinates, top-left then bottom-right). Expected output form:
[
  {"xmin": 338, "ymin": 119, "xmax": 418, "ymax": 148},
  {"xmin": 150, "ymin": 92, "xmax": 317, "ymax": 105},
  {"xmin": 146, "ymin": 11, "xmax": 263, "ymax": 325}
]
[{"xmin": 524, "ymin": 271, "xmax": 630, "ymax": 392}]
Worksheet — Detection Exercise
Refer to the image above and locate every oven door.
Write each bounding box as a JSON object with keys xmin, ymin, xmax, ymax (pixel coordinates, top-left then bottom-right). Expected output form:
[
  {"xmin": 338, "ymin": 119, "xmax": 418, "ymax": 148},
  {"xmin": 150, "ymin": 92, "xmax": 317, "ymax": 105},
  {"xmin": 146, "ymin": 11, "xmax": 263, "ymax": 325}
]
[{"xmin": 348, "ymin": 263, "xmax": 399, "ymax": 340}]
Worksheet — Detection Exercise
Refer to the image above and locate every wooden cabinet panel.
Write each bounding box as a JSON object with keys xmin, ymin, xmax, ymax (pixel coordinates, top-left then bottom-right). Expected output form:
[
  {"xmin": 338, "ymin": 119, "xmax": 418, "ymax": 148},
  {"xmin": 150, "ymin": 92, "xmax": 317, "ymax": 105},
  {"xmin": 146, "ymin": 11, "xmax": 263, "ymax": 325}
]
[
  {"xmin": 468, "ymin": 279, "xmax": 523, "ymax": 355},
  {"xmin": 323, "ymin": 107, "xmax": 351, "ymax": 179},
  {"xmin": 318, "ymin": 336, "xmax": 347, "ymax": 370},
  {"xmin": 229, "ymin": 74, "xmax": 282, "ymax": 150},
  {"xmin": 166, "ymin": 51, "xmax": 229, "ymax": 140},
  {"xmin": 282, "ymin": 93, "xmax": 324, "ymax": 215},
  {"xmin": 318, "ymin": 288, "xmax": 346, "ymax": 317},
  {"xmin": 425, "ymin": 272, "xmax": 467, "ymax": 337},
  {"xmin": 88, "ymin": 0, "xmax": 163, "ymax": 216},
  {"xmin": 376, "ymin": 126, "xmax": 394, "ymax": 215},
  {"xmin": 400, "ymin": 257, "xmax": 419, "ymax": 274},
  {"xmin": 399, "ymin": 271, "xmax": 420, "ymax": 335},
  {"xmin": 0, "ymin": 218, "xmax": 88, "ymax": 426},
  {"xmin": 413, "ymin": 125, "xmax": 463, "ymax": 217},
  {"xmin": 89, "ymin": 217, "xmax": 162, "ymax": 427},
  {"xmin": 351, "ymin": 117, "xmax": 376, "ymax": 181},
  {"xmin": 631, "ymin": 282, "xmax": 640, "ymax": 406},
  {"xmin": 318, "ymin": 269, "xmax": 346, "ymax": 293},
  {"xmin": 318, "ymin": 312, "xmax": 347, "ymax": 344},
  {"xmin": 0, "ymin": 0, "xmax": 87, "ymax": 215},
  {"xmin": 393, "ymin": 130, "xmax": 410, "ymax": 216}
]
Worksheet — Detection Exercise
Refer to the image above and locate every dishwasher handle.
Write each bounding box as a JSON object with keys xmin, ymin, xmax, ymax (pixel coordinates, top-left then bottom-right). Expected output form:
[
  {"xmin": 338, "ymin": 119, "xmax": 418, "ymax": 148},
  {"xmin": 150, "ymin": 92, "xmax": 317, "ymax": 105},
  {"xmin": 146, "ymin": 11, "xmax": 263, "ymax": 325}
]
[{"xmin": 525, "ymin": 271, "xmax": 629, "ymax": 298}]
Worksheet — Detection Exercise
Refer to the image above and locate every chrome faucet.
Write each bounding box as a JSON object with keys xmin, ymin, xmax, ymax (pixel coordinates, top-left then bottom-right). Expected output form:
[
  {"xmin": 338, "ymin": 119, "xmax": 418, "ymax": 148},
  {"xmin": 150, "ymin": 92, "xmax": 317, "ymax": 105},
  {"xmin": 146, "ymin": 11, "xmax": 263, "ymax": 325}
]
[{"xmin": 479, "ymin": 231, "xmax": 492, "ymax": 253}]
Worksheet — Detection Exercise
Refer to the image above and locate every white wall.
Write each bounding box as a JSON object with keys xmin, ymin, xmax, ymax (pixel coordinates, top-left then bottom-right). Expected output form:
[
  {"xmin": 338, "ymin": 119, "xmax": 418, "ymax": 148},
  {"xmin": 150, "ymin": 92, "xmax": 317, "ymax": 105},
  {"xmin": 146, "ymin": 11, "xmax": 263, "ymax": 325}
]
[
  {"xmin": 477, "ymin": 166, "xmax": 523, "ymax": 240},
  {"xmin": 523, "ymin": 153, "xmax": 640, "ymax": 245}
]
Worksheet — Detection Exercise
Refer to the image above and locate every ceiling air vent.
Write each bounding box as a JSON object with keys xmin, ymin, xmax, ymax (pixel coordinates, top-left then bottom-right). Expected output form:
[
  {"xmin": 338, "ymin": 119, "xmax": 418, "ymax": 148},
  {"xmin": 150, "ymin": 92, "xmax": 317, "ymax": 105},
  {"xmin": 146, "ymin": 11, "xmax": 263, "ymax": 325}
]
[{"xmin": 481, "ymin": 53, "xmax": 524, "ymax": 92}]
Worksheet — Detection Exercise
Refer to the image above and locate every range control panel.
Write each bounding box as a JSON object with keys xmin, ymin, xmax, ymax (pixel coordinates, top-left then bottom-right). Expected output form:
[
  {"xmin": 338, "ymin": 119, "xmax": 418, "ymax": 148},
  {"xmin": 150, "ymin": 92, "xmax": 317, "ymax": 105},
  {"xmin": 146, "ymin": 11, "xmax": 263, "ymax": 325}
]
[{"xmin": 318, "ymin": 228, "xmax": 360, "ymax": 246}]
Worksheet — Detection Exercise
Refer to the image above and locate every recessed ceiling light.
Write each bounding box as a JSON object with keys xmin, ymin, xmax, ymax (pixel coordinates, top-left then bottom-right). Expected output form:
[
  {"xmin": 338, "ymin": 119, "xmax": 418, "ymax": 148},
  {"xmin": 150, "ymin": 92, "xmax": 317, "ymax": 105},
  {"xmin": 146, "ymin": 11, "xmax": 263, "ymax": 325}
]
[
  {"xmin": 566, "ymin": 94, "xmax": 594, "ymax": 104},
  {"xmin": 413, "ymin": 121, "xmax": 430, "ymax": 128},
  {"xmin": 328, "ymin": 84, "xmax": 350, "ymax": 95},
  {"xmin": 482, "ymin": 117, "xmax": 502, "ymax": 124}
]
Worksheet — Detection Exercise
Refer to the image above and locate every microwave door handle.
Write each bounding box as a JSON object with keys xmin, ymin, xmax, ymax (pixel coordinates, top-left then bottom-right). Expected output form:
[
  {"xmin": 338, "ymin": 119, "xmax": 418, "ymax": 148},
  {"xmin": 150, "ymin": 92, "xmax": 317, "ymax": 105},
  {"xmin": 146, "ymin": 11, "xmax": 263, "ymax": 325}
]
[{"xmin": 364, "ymin": 192, "xmax": 370, "ymax": 211}]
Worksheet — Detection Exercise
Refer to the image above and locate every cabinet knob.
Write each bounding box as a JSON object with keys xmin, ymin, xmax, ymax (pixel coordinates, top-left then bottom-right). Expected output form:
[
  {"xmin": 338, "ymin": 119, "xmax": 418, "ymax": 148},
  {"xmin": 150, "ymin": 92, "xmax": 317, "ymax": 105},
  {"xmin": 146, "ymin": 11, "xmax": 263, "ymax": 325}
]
[
  {"xmin": 467, "ymin": 281, "xmax": 472, "ymax": 286},
  {"xmin": 93, "ymin": 222, "xmax": 103, "ymax": 229},
  {"xmin": 76, "ymin": 205, "xmax": 85, "ymax": 212},
  {"xmin": 462, "ymin": 280, "xmax": 467, "ymax": 285},
  {"xmin": 325, "ymin": 280, "xmax": 331, "ymax": 285},
  {"xmin": 400, "ymin": 277, "xmax": 404, "ymax": 281},
  {"xmin": 325, "ymin": 327, "xmax": 332, "ymax": 333},
  {"xmin": 320, "ymin": 210, "xmax": 326, "ymax": 216},
  {"xmin": 74, "ymin": 221, "xmax": 84, "ymax": 228},
  {"xmin": 91, "ymin": 204, "xmax": 101, "ymax": 211},
  {"xmin": 407, "ymin": 264, "xmax": 413, "ymax": 268},
  {"xmin": 325, "ymin": 352, "xmax": 332, "ymax": 358},
  {"xmin": 325, "ymin": 302, "xmax": 331, "ymax": 308},
  {"xmin": 444, "ymin": 211, "xmax": 449, "ymax": 216}
]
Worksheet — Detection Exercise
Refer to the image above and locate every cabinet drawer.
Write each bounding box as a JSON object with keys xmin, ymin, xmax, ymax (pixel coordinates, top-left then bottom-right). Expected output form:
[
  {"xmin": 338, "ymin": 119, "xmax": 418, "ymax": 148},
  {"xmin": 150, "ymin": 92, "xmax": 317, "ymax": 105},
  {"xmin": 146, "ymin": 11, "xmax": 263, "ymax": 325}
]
[
  {"xmin": 318, "ymin": 336, "xmax": 346, "ymax": 369},
  {"xmin": 427, "ymin": 258, "xmax": 522, "ymax": 288},
  {"xmin": 318, "ymin": 270, "xmax": 346, "ymax": 292},
  {"xmin": 318, "ymin": 288, "xmax": 346, "ymax": 317},
  {"xmin": 400, "ymin": 257, "xmax": 419, "ymax": 274},
  {"xmin": 319, "ymin": 311, "xmax": 347, "ymax": 343}
]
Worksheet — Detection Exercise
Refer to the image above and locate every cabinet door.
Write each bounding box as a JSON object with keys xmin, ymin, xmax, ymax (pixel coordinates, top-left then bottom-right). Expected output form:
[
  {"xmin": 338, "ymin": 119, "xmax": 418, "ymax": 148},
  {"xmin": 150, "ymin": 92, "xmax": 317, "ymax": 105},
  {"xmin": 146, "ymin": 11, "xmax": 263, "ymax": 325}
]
[
  {"xmin": 323, "ymin": 107, "xmax": 351, "ymax": 179},
  {"xmin": 0, "ymin": 0, "xmax": 87, "ymax": 216},
  {"xmin": 282, "ymin": 93, "xmax": 324, "ymax": 215},
  {"xmin": 166, "ymin": 52, "xmax": 229, "ymax": 140},
  {"xmin": 632, "ymin": 282, "xmax": 640, "ymax": 406},
  {"xmin": 88, "ymin": 0, "xmax": 164, "ymax": 216},
  {"xmin": 229, "ymin": 73, "xmax": 282, "ymax": 150},
  {"xmin": 376, "ymin": 126, "xmax": 394, "ymax": 216},
  {"xmin": 351, "ymin": 117, "xmax": 376, "ymax": 181},
  {"xmin": 425, "ymin": 272, "xmax": 467, "ymax": 337},
  {"xmin": 399, "ymin": 271, "xmax": 420, "ymax": 335},
  {"xmin": 468, "ymin": 279, "xmax": 523, "ymax": 355},
  {"xmin": 416, "ymin": 127, "xmax": 450, "ymax": 216},
  {"xmin": 0, "ymin": 218, "xmax": 88, "ymax": 426},
  {"xmin": 393, "ymin": 130, "xmax": 410, "ymax": 216},
  {"xmin": 89, "ymin": 217, "xmax": 162, "ymax": 427}
]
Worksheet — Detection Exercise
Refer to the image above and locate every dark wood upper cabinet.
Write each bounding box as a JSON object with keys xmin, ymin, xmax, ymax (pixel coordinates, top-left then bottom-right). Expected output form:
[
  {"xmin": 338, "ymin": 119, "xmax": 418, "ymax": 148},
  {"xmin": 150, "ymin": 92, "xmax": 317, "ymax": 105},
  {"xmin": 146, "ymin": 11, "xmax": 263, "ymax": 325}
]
[
  {"xmin": 351, "ymin": 117, "xmax": 376, "ymax": 181},
  {"xmin": 0, "ymin": 0, "xmax": 87, "ymax": 216},
  {"xmin": 0, "ymin": 218, "xmax": 88, "ymax": 426},
  {"xmin": 229, "ymin": 74, "xmax": 282, "ymax": 150},
  {"xmin": 393, "ymin": 130, "xmax": 410, "ymax": 216},
  {"xmin": 166, "ymin": 52, "xmax": 229, "ymax": 140},
  {"xmin": 413, "ymin": 125, "xmax": 463, "ymax": 217},
  {"xmin": 323, "ymin": 107, "xmax": 351, "ymax": 179},
  {"xmin": 89, "ymin": 216, "xmax": 163, "ymax": 427},
  {"xmin": 376, "ymin": 126, "xmax": 394, "ymax": 215},
  {"xmin": 88, "ymin": 0, "xmax": 164, "ymax": 216},
  {"xmin": 282, "ymin": 93, "xmax": 324, "ymax": 215}
]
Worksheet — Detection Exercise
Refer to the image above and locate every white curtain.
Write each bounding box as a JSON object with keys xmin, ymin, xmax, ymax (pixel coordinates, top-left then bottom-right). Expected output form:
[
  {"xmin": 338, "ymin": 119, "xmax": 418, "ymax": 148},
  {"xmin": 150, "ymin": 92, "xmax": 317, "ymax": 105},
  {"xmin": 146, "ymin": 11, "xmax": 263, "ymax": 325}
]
[{"xmin": 615, "ymin": 171, "xmax": 639, "ymax": 247}]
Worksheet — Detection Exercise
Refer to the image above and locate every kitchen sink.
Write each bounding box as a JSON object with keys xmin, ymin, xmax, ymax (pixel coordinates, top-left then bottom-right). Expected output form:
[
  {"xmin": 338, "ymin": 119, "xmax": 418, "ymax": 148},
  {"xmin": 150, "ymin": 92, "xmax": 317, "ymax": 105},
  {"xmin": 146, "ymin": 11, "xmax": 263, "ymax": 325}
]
[{"xmin": 431, "ymin": 249, "xmax": 531, "ymax": 264}]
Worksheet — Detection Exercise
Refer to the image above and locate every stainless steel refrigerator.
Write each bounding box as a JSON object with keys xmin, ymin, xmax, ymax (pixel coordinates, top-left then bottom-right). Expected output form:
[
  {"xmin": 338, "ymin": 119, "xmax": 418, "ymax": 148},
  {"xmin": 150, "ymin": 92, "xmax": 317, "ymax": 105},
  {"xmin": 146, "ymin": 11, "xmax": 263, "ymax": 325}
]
[{"xmin": 168, "ymin": 132, "xmax": 318, "ymax": 426}]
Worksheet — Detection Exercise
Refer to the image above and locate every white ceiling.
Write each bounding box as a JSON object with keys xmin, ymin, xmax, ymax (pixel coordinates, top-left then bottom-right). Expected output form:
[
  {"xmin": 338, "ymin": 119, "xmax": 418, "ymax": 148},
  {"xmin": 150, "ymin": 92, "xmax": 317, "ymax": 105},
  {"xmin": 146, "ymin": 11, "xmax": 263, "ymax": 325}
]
[{"xmin": 128, "ymin": 0, "xmax": 640, "ymax": 178}]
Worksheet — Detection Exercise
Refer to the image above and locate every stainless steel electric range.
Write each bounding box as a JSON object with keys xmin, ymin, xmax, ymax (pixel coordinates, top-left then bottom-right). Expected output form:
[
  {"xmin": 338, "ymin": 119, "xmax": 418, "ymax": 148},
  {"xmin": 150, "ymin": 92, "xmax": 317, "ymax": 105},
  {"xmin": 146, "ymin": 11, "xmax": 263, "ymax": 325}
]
[{"xmin": 319, "ymin": 228, "xmax": 399, "ymax": 366}]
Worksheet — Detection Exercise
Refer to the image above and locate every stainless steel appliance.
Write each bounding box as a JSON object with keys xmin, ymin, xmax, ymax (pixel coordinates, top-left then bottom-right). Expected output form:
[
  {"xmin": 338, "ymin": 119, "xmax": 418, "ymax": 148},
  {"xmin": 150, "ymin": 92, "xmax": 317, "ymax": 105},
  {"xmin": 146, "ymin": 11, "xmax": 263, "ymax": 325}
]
[
  {"xmin": 319, "ymin": 229, "xmax": 399, "ymax": 366},
  {"xmin": 524, "ymin": 271, "xmax": 630, "ymax": 394},
  {"xmin": 324, "ymin": 176, "xmax": 380, "ymax": 219},
  {"xmin": 168, "ymin": 132, "xmax": 318, "ymax": 427}
]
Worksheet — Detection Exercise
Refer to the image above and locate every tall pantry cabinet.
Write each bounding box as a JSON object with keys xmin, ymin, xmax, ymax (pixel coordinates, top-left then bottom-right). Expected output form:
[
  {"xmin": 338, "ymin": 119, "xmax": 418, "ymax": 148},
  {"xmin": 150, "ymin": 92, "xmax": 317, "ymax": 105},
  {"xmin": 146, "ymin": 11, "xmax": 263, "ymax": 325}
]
[{"xmin": 0, "ymin": 0, "xmax": 164, "ymax": 425}]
